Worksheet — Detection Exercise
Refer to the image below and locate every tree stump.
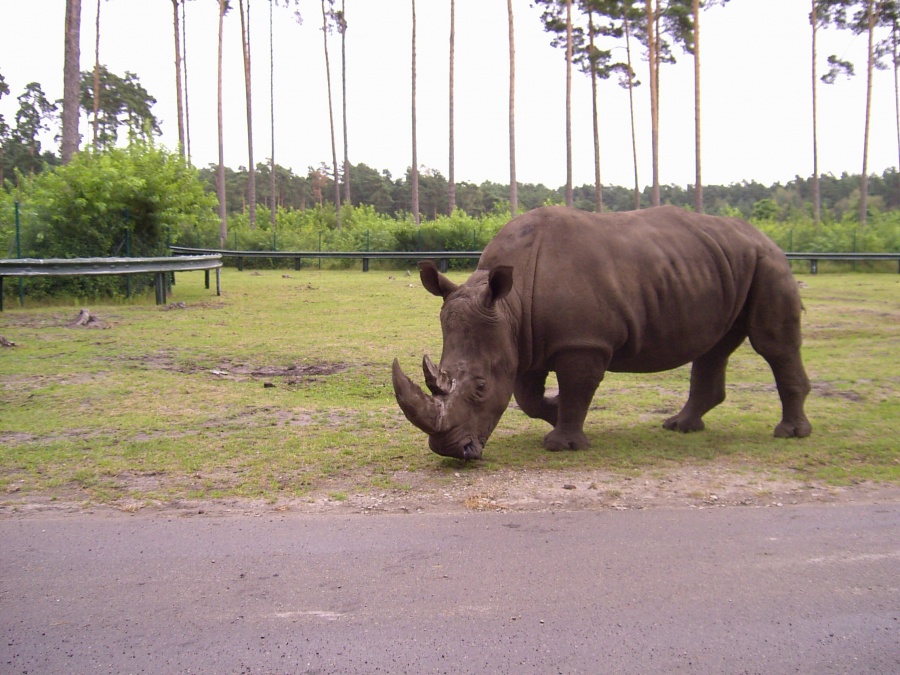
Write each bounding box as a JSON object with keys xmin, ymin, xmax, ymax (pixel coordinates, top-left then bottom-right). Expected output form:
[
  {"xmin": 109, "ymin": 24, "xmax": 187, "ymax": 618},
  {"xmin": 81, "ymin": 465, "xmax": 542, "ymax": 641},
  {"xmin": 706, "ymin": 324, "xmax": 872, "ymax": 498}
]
[{"xmin": 69, "ymin": 309, "xmax": 104, "ymax": 329}]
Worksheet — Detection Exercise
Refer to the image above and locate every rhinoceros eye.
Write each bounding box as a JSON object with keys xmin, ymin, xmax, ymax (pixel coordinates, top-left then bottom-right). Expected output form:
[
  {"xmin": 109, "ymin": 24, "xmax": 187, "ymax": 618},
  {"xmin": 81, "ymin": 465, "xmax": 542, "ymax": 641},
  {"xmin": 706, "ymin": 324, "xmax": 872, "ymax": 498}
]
[{"xmin": 473, "ymin": 379, "xmax": 487, "ymax": 400}]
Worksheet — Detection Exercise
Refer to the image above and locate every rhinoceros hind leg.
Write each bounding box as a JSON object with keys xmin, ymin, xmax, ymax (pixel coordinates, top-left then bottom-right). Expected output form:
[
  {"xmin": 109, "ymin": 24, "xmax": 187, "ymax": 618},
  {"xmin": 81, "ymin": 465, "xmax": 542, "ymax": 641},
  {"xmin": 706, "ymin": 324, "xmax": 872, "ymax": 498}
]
[
  {"xmin": 514, "ymin": 370, "xmax": 558, "ymax": 426},
  {"xmin": 744, "ymin": 259, "xmax": 812, "ymax": 439},
  {"xmin": 542, "ymin": 349, "xmax": 607, "ymax": 451},
  {"xmin": 663, "ymin": 327, "xmax": 747, "ymax": 433},
  {"xmin": 761, "ymin": 352, "xmax": 812, "ymax": 439}
]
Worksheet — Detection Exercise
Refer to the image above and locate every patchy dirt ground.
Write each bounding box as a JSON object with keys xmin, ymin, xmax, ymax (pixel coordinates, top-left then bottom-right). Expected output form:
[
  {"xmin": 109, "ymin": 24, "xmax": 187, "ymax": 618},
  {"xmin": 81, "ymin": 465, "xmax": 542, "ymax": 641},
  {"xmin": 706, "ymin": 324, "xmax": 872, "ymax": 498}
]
[{"xmin": 4, "ymin": 464, "xmax": 899, "ymax": 518}]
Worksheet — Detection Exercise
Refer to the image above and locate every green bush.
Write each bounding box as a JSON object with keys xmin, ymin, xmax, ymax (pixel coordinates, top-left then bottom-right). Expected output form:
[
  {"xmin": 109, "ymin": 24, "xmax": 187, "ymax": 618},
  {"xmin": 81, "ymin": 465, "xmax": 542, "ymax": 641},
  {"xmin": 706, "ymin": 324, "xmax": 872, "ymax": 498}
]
[
  {"xmin": 2, "ymin": 142, "xmax": 217, "ymax": 300},
  {"xmin": 752, "ymin": 210, "xmax": 900, "ymax": 254}
]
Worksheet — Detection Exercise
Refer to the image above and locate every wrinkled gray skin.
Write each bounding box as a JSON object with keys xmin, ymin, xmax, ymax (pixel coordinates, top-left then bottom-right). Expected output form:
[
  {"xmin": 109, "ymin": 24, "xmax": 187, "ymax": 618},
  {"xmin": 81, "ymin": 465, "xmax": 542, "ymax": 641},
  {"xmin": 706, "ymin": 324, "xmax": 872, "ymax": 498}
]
[{"xmin": 392, "ymin": 206, "xmax": 812, "ymax": 460}]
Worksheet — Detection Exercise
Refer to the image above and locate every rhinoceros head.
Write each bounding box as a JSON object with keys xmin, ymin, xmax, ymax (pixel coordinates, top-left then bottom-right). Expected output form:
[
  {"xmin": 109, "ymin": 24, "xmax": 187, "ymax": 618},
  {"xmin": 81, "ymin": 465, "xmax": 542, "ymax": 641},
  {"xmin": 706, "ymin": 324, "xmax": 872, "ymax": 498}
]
[{"xmin": 392, "ymin": 261, "xmax": 517, "ymax": 460}]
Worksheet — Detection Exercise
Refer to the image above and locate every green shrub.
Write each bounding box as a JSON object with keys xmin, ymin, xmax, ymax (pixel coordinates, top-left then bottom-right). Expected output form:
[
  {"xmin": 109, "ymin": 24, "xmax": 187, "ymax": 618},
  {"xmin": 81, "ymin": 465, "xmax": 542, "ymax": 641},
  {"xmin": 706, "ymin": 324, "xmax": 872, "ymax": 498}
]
[{"xmin": 2, "ymin": 142, "xmax": 217, "ymax": 300}]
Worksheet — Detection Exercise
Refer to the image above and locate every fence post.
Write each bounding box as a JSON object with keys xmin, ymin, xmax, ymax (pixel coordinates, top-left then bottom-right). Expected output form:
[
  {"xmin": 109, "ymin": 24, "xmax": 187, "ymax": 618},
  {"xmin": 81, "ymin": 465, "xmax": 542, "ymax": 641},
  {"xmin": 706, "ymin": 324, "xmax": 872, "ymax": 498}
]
[
  {"xmin": 362, "ymin": 230, "xmax": 370, "ymax": 272},
  {"xmin": 15, "ymin": 201, "xmax": 23, "ymax": 307},
  {"xmin": 125, "ymin": 218, "xmax": 132, "ymax": 299}
]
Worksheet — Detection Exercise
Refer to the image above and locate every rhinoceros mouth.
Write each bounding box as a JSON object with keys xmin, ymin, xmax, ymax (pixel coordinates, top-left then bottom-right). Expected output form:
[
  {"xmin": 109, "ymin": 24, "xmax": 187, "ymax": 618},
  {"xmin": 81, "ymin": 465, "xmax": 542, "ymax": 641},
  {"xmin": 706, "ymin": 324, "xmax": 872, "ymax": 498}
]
[{"xmin": 429, "ymin": 434, "xmax": 484, "ymax": 461}]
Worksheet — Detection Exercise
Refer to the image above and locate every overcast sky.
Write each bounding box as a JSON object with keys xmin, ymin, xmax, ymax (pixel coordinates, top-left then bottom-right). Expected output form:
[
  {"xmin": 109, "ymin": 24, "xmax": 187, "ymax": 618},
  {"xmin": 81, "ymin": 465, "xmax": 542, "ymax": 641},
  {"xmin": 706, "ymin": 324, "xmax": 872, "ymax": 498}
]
[{"xmin": 0, "ymin": 0, "xmax": 897, "ymax": 191}]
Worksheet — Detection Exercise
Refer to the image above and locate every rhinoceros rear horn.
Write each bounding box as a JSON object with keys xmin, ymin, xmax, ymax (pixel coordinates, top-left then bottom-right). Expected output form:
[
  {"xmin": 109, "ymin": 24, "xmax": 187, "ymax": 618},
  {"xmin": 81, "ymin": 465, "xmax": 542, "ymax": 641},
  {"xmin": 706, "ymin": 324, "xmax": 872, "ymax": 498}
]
[
  {"xmin": 422, "ymin": 354, "xmax": 453, "ymax": 396},
  {"xmin": 392, "ymin": 358, "xmax": 447, "ymax": 435}
]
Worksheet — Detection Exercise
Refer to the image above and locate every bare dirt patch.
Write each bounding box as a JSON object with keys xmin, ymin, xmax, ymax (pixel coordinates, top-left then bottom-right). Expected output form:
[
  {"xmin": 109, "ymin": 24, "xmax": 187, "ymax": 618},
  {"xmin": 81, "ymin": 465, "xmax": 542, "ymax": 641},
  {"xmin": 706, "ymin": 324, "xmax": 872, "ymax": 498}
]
[
  {"xmin": 4, "ymin": 463, "xmax": 898, "ymax": 519},
  {"xmin": 210, "ymin": 361, "xmax": 350, "ymax": 382},
  {"xmin": 107, "ymin": 350, "xmax": 350, "ymax": 382}
]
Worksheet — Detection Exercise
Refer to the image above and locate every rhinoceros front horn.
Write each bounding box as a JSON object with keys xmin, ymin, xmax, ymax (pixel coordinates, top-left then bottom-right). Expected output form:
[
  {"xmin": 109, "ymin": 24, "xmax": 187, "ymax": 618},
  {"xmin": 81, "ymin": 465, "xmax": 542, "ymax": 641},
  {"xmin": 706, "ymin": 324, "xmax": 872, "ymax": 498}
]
[{"xmin": 392, "ymin": 358, "xmax": 447, "ymax": 435}]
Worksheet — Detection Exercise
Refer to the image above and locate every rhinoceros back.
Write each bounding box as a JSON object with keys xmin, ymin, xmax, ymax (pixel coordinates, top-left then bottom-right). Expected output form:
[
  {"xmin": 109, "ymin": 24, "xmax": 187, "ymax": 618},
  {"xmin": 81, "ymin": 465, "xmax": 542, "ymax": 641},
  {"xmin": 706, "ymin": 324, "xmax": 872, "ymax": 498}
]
[{"xmin": 477, "ymin": 205, "xmax": 792, "ymax": 374}]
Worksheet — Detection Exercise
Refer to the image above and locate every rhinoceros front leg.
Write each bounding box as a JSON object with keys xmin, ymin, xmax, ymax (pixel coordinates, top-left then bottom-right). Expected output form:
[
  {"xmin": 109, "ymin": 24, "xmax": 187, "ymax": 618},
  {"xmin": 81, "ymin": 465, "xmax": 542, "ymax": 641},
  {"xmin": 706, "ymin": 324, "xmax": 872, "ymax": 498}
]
[
  {"xmin": 663, "ymin": 352, "xmax": 729, "ymax": 432},
  {"xmin": 663, "ymin": 327, "xmax": 746, "ymax": 433},
  {"xmin": 543, "ymin": 349, "xmax": 607, "ymax": 451},
  {"xmin": 514, "ymin": 370, "xmax": 558, "ymax": 427}
]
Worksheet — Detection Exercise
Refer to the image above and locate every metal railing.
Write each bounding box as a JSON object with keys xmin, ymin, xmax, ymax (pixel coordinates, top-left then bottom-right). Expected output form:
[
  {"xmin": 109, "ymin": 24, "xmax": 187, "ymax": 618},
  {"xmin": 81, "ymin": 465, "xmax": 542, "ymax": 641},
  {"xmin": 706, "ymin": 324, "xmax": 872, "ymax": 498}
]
[
  {"xmin": 170, "ymin": 246, "xmax": 900, "ymax": 275},
  {"xmin": 0, "ymin": 255, "xmax": 222, "ymax": 311},
  {"xmin": 784, "ymin": 252, "xmax": 900, "ymax": 274},
  {"xmin": 169, "ymin": 245, "xmax": 480, "ymax": 273}
]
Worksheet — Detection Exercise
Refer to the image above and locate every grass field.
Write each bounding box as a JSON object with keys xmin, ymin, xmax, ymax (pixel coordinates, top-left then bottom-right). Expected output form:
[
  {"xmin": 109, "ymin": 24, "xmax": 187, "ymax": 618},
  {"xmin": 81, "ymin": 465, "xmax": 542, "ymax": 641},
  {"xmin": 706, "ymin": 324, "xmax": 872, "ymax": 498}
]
[{"xmin": 1, "ymin": 266, "xmax": 898, "ymax": 507}]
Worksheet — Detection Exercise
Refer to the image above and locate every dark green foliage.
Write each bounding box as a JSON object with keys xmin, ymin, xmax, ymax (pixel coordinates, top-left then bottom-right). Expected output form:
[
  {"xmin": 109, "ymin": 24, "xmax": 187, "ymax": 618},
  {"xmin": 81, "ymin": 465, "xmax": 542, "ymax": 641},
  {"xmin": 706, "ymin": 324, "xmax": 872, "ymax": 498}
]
[
  {"xmin": 80, "ymin": 66, "xmax": 161, "ymax": 149},
  {"xmin": 1, "ymin": 82, "xmax": 59, "ymax": 180},
  {"xmin": 1, "ymin": 142, "xmax": 217, "ymax": 299}
]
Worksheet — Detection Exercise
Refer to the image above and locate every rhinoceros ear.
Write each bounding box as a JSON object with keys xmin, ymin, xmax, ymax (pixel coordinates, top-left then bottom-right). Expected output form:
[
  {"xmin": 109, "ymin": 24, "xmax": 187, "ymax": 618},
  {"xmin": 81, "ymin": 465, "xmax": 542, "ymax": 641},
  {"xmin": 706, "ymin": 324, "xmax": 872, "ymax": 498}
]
[
  {"xmin": 486, "ymin": 265, "xmax": 514, "ymax": 306},
  {"xmin": 418, "ymin": 260, "xmax": 458, "ymax": 299}
]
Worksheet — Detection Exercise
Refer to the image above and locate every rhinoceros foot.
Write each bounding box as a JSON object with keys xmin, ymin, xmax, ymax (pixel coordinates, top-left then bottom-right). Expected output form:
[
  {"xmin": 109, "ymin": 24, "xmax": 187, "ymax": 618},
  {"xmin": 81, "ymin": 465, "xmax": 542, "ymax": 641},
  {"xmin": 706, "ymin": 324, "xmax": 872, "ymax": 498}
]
[
  {"xmin": 543, "ymin": 429, "xmax": 590, "ymax": 451},
  {"xmin": 773, "ymin": 418, "xmax": 812, "ymax": 438},
  {"xmin": 662, "ymin": 414, "xmax": 706, "ymax": 433}
]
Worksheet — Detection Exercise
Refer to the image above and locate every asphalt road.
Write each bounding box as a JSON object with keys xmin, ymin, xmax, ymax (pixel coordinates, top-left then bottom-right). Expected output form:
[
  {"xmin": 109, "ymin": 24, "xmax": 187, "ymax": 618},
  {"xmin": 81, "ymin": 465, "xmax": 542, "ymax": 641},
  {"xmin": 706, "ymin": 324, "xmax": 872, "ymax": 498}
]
[{"xmin": 2, "ymin": 503, "xmax": 898, "ymax": 674}]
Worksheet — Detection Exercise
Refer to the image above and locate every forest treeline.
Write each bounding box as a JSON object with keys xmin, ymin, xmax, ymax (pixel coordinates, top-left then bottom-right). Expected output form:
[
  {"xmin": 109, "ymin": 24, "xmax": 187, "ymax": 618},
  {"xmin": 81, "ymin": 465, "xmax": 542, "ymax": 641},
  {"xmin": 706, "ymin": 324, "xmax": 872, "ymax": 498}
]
[
  {"xmin": 2, "ymin": 143, "xmax": 899, "ymax": 304},
  {"xmin": 200, "ymin": 160, "xmax": 900, "ymax": 224}
]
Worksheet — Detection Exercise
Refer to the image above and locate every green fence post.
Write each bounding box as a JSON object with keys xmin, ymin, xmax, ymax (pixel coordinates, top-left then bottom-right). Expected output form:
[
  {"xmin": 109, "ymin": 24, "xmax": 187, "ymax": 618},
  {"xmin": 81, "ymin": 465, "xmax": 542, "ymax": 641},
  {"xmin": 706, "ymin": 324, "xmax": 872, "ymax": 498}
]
[
  {"xmin": 472, "ymin": 228, "xmax": 477, "ymax": 268},
  {"xmin": 125, "ymin": 227, "xmax": 132, "ymax": 298},
  {"xmin": 362, "ymin": 230, "xmax": 370, "ymax": 272},
  {"xmin": 15, "ymin": 201, "xmax": 24, "ymax": 307},
  {"xmin": 318, "ymin": 231, "xmax": 323, "ymax": 270}
]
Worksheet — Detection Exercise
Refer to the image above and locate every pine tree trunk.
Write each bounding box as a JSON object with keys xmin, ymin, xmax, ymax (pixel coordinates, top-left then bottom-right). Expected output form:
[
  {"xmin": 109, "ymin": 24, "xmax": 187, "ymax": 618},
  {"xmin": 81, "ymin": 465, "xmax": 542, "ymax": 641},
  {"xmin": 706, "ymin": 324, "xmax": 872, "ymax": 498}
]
[
  {"xmin": 692, "ymin": 0, "xmax": 703, "ymax": 214},
  {"xmin": 448, "ymin": 0, "xmax": 456, "ymax": 214},
  {"xmin": 860, "ymin": 0, "xmax": 875, "ymax": 226},
  {"xmin": 321, "ymin": 0, "xmax": 342, "ymax": 229},
  {"xmin": 341, "ymin": 0, "xmax": 350, "ymax": 206},
  {"xmin": 217, "ymin": 0, "xmax": 228, "ymax": 247},
  {"xmin": 93, "ymin": 0, "xmax": 101, "ymax": 149},
  {"xmin": 411, "ymin": 0, "xmax": 420, "ymax": 226},
  {"xmin": 507, "ymin": 0, "xmax": 517, "ymax": 215},
  {"xmin": 173, "ymin": 0, "xmax": 186, "ymax": 156},
  {"xmin": 565, "ymin": 0, "xmax": 573, "ymax": 209},
  {"xmin": 240, "ymin": 0, "xmax": 256, "ymax": 229},
  {"xmin": 646, "ymin": 0, "xmax": 660, "ymax": 207},
  {"xmin": 589, "ymin": 12, "xmax": 601, "ymax": 213},
  {"xmin": 624, "ymin": 11, "xmax": 640, "ymax": 210},
  {"xmin": 61, "ymin": 0, "xmax": 81, "ymax": 164},
  {"xmin": 811, "ymin": 0, "xmax": 821, "ymax": 226},
  {"xmin": 270, "ymin": 0, "xmax": 277, "ymax": 229},
  {"xmin": 182, "ymin": 0, "xmax": 192, "ymax": 163},
  {"xmin": 893, "ymin": 18, "xmax": 900, "ymax": 174}
]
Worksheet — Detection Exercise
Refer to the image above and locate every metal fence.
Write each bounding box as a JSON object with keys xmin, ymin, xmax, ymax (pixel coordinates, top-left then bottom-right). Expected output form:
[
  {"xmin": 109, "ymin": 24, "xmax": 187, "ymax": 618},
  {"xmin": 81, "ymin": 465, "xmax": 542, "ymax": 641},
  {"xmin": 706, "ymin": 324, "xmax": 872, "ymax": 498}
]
[
  {"xmin": 170, "ymin": 246, "xmax": 900, "ymax": 276},
  {"xmin": 0, "ymin": 255, "xmax": 222, "ymax": 311},
  {"xmin": 169, "ymin": 246, "xmax": 480, "ymax": 273}
]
